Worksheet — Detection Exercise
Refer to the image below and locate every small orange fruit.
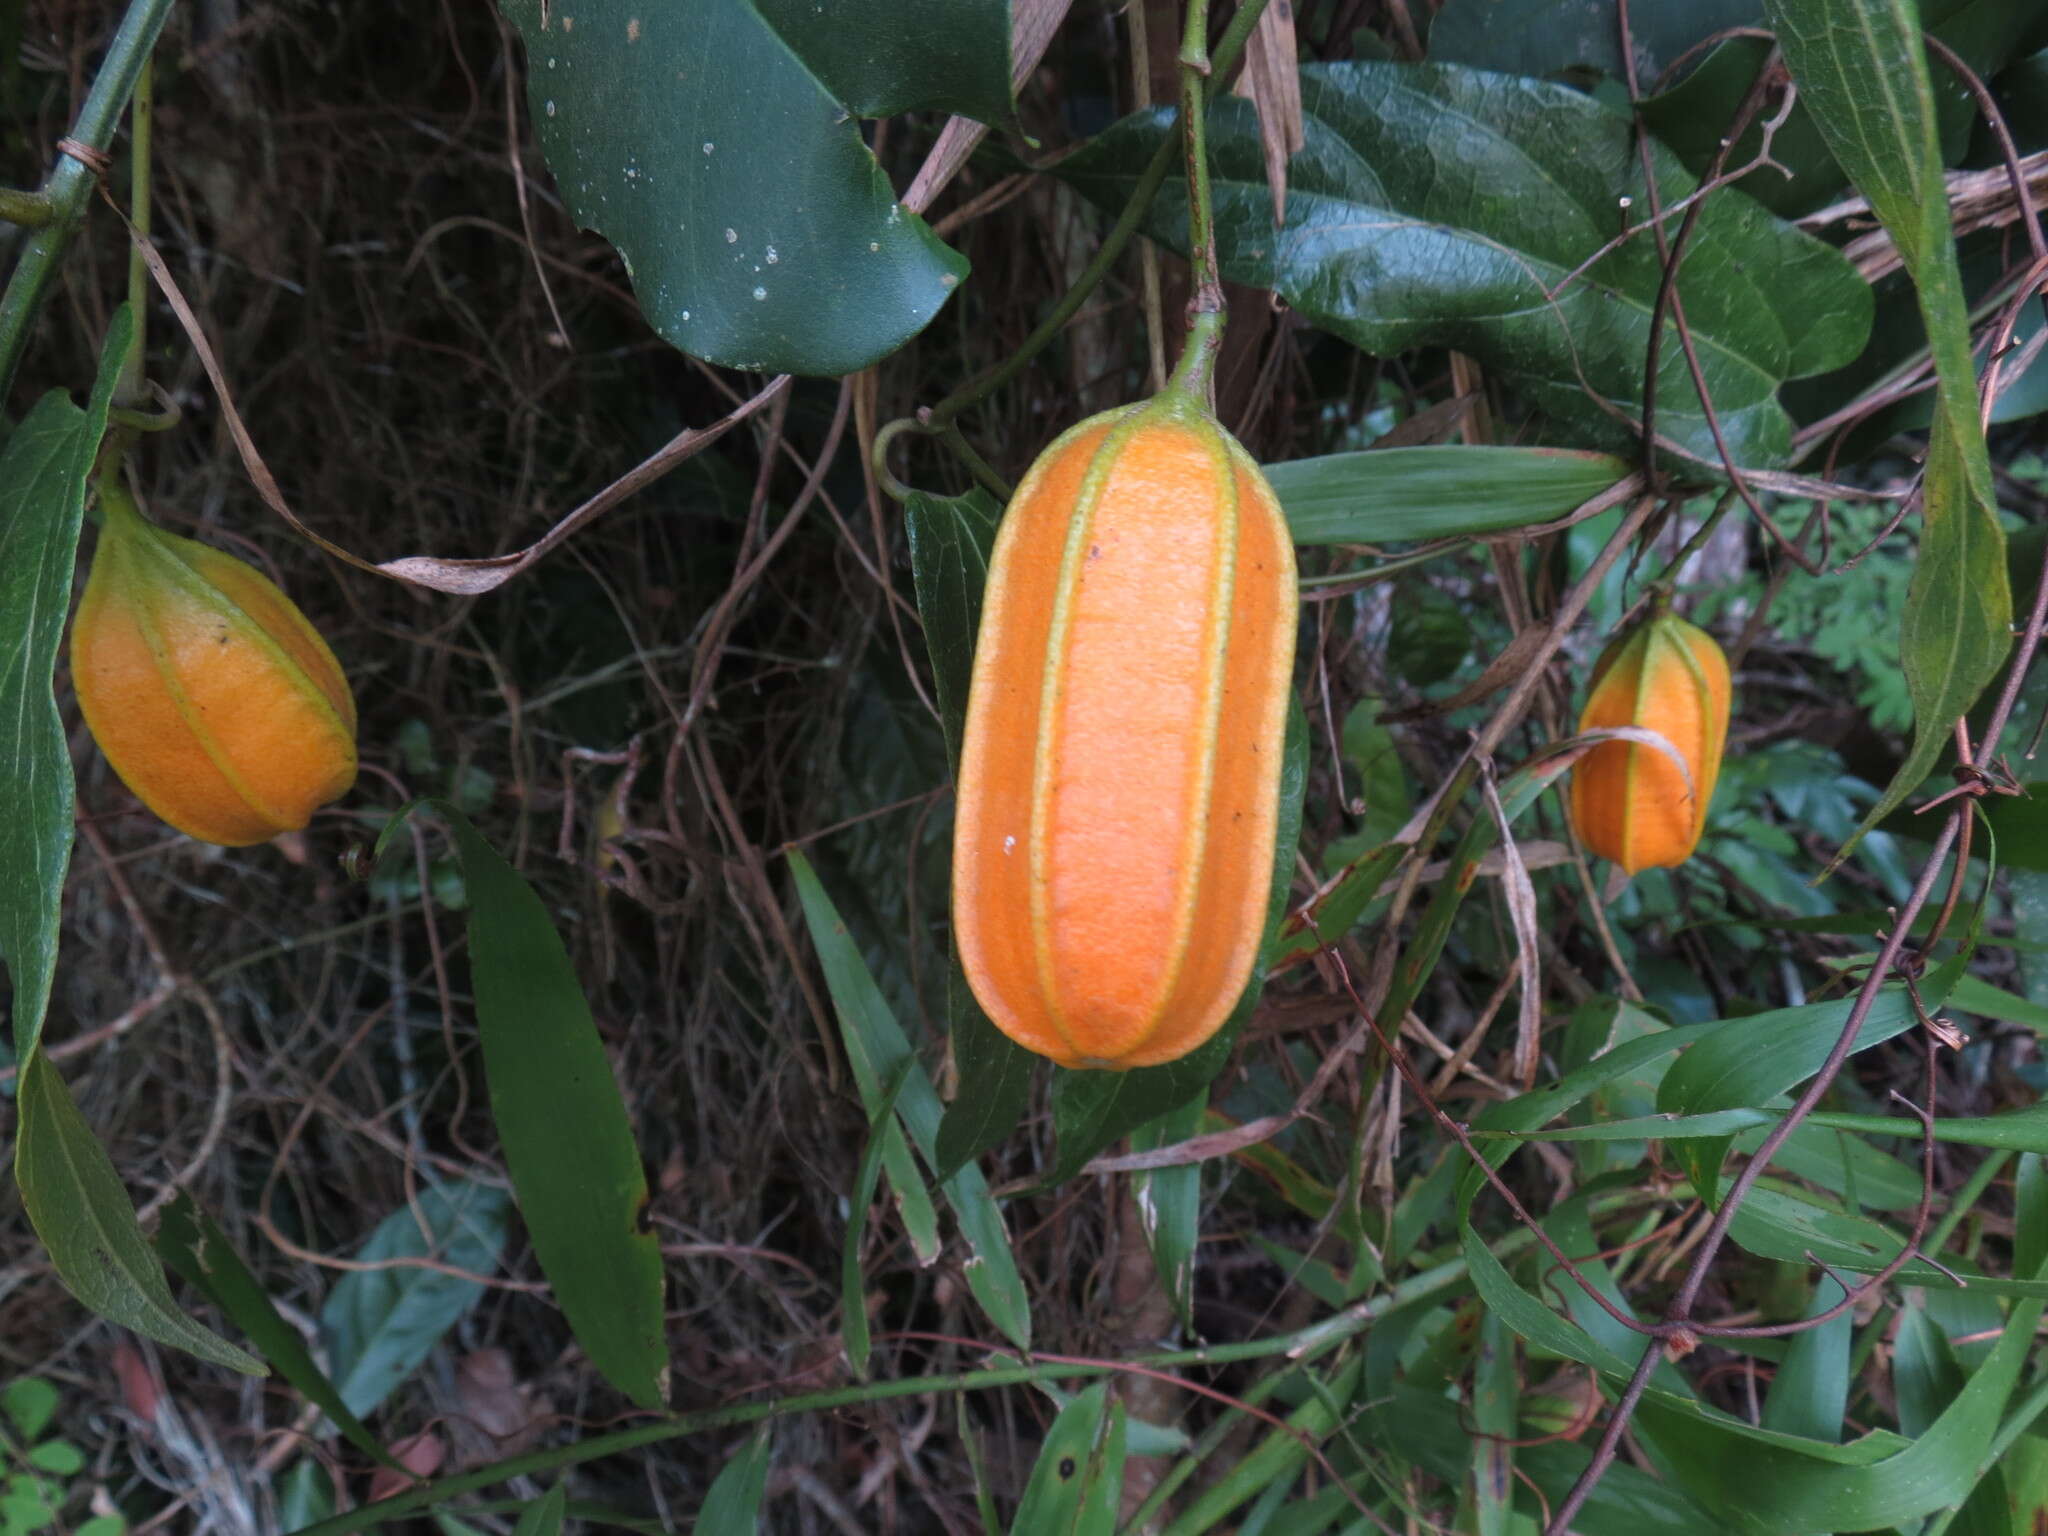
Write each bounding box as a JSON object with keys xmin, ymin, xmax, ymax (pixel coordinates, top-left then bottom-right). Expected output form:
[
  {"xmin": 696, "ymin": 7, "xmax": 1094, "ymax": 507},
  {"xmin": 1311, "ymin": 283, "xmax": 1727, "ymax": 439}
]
[
  {"xmin": 1569, "ymin": 612, "xmax": 1730, "ymax": 873},
  {"xmin": 951, "ymin": 393, "xmax": 1298, "ymax": 1070},
  {"xmin": 71, "ymin": 486, "xmax": 357, "ymax": 847}
]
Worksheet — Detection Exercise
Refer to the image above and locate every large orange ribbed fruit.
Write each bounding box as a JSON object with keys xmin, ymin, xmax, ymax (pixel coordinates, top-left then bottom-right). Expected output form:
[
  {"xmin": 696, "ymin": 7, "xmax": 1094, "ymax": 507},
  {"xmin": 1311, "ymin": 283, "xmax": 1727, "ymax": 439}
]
[
  {"xmin": 952, "ymin": 393, "xmax": 1298, "ymax": 1070},
  {"xmin": 71, "ymin": 486, "xmax": 357, "ymax": 847},
  {"xmin": 1569, "ymin": 612, "xmax": 1730, "ymax": 874}
]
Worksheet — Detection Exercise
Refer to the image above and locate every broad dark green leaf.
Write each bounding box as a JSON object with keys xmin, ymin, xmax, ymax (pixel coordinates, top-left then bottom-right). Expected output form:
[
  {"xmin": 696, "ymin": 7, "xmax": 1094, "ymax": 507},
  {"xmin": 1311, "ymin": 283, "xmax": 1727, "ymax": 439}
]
[
  {"xmin": 430, "ymin": 806, "xmax": 667, "ymax": 1410},
  {"xmin": 1056, "ymin": 63, "xmax": 1870, "ymax": 469},
  {"xmin": 789, "ymin": 849, "xmax": 1031, "ymax": 1348},
  {"xmin": 321, "ymin": 1178, "xmax": 512, "ymax": 1417},
  {"xmin": 1263, "ymin": 445, "xmax": 1631, "ymax": 545},
  {"xmin": 699, "ymin": 1428, "xmax": 774, "ymax": 1531},
  {"xmin": 157, "ymin": 1193, "xmax": 396, "ymax": 1466},
  {"xmin": 276, "ymin": 1459, "xmax": 336, "ymax": 1530},
  {"xmin": 14, "ymin": 1054, "xmax": 261, "ymax": 1373},
  {"xmin": 1044, "ymin": 702, "xmax": 1308, "ymax": 1181},
  {"xmin": 510, "ymin": 1483, "xmax": 567, "ymax": 1536},
  {"xmin": 752, "ymin": 0, "xmax": 1011, "ymax": 125},
  {"xmin": 1466, "ymin": 1307, "xmax": 1517, "ymax": 1536},
  {"xmin": 1429, "ymin": 0, "xmax": 1759, "ymax": 85},
  {"xmin": 0, "ymin": 307, "xmax": 128, "ymax": 1062},
  {"xmin": 1763, "ymin": 0, "xmax": 2012, "ymax": 855},
  {"xmin": 1128, "ymin": 1092, "xmax": 1206, "ymax": 1333},
  {"xmin": 497, "ymin": 0, "xmax": 968, "ymax": 376}
]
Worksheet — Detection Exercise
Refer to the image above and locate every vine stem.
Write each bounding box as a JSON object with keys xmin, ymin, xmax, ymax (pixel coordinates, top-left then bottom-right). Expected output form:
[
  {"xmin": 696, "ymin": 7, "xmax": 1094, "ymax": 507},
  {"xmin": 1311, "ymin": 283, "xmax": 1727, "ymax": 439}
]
[
  {"xmin": 0, "ymin": 0, "xmax": 175, "ymax": 407},
  {"xmin": 287, "ymin": 1252, "xmax": 1480, "ymax": 1536},
  {"xmin": 1162, "ymin": 0, "xmax": 1226, "ymax": 408},
  {"xmin": 901, "ymin": 0, "xmax": 1273, "ymax": 446}
]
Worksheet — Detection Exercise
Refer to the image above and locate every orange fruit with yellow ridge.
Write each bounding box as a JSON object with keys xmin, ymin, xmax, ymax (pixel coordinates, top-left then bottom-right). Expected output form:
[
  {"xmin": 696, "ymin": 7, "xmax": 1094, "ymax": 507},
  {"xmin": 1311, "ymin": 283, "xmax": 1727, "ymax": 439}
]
[
  {"xmin": 71, "ymin": 486, "xmax": 357, "ymax": 847},
  {"xmin": 951, "ymin": 391, "xmax": 1298, "ymax": 1071},
  {"xmin": 1569, "ymin": 611, "xmax": 1730, "ymax": 874}
]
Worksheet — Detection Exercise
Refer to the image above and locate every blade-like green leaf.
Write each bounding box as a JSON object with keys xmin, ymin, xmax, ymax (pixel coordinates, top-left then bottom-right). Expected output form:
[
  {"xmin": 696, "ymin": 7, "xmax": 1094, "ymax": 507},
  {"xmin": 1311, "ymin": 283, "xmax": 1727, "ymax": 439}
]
[
  {"xmin": 321, "ymin": 1178, "xmax": 512, "ymax": 1418},
  {"xmin": 905, "ymin": 485, "xmax": 1036, "ymax": 1179},
  {"xmin": 1763, "ymin": 0, "xmax": 2012, "ymax": 856},
  {"xmin": 156, "ymin": 1193, "xmax": 396, "ymax": 1466},
  {"xmin": 14, "ymin": 1054, "xmax": 262, "ymax": 1373},
  {"xmin": 509, "ymin": 1484, "xmax": 567, "ymax": 1536},
  {"xmin": 1003, "ymin": 1384, "xmax": 1122, "ymax": 1536},
  {"xmin": 419, "ymin": 806, "xmax": 667, "ymax": 1410},
  {"xmin": 1, "ymin": 305, "xmax": 129, "ymax": 1062},
  {"xmin": 496, "ymin": 0, "xmax": 967, "ymax": 376},
  {"xmin": 1056, "ymin": 62, "xmax": 1870, "ymax": 469},
  {"xmin": 752, "ymin": 0, "xmax": 1011, "ymax": 125},
  {"xmin": 699, "ymin": 1428, "xmax": 774, "ymax": 1531},
  {"xmin": 1128, "ymin": 1092, "xmax": 1206, "ymax": 1334},
  {"xmin": 1761, "ymin": 1277, "xmax": 1853, "ymax": 1443},
  {"xmin": 790, "ymin": 849, "xmax": 1031, "ymax": 1348},
  {"xmin": 841, "ymin": 1061, "xmax": 915, "ymax": 1381},
  {"xmin": 1265, "ymin": 445, "xmax": 1631, "ymax": 544}
]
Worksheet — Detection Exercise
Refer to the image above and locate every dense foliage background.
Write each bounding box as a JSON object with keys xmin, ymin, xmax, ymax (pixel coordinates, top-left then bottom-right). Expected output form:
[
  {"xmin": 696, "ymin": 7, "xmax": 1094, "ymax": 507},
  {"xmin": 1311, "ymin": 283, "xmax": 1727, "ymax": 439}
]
[{"xmin": 5, "ymin": 0, "xmax": 2048, "ymax": 1532}]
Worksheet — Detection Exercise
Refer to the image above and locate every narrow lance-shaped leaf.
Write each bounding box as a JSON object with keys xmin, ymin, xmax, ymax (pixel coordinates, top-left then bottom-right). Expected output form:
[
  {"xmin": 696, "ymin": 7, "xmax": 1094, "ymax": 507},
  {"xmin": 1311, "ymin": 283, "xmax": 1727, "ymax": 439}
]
[
  {"xmin": 1761, "ymin": 0, "xmax": 2011, "ymax": 857},
  {"xmin": 156, "ymin": 1192, "xmax": 398, "ymax": 1467},
  {"xmin": 15, "ymin": 1055, "xmax": 263, "ymax": 1374},
  {"xmin": 423, "ymin": 804, "xmax": 669, "ymax": 1410},
  {"xmin": 1, "ymin": 305, "xmax": 130, "ymax": 1061}
]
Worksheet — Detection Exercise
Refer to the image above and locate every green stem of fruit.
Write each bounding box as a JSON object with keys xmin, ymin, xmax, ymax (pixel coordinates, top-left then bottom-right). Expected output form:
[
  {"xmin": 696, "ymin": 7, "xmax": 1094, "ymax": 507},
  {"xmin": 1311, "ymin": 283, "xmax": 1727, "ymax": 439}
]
[
  {"xmin": 0, "ymin": 0, "xmax": 176, "ymax": 408},
  {"xmin": 903, "ymin": 0, "xmax": 1271, "ymax": 451},
  {"xmin": 115, "ymin": 52, "xmax": 154, "ymax": 411},
  {"xmin": 1644, "ymin": 489, "xmax": 1734, "ymax": 600},
  {"xmin": 1164, "ymin": 0, "xmax": 1227, "ymax": 410}
]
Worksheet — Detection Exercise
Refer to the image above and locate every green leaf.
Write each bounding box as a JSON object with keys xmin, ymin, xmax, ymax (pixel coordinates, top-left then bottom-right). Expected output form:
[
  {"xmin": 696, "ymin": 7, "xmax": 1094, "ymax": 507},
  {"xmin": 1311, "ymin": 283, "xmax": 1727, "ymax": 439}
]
[
  {"xmin": 509, "ymin": 1483, "xmax": 567, "ymax": 1536},
  {"xmin": 789, "ymin": 850, "xmax": 1031, "ymax": 1348},
  {"xmin": 0, "ymin": 1380, "xmax": 55, "ymax": 1442},
  {"xmin": 1128, "ymin": 1092, "xmax": 1206, "ymax": 1333},
  {"xmin": 276, "ymin": 1459, "xmax": 336, "ymax": 1531},
  {"xmin": 425, "ymin": 806, "xmax": 668, "ymax": 1410},
  {"xmin": 1057, "ymin": 62, "xmax": 1870, "ymax": 469},
  {"xmin": 751, "ymin": 0, "xmax": 1011, "ymax": 125},
  {"xmin": 903, "ymin": 486, "xmax": 1000, "ymax": 770},
  {"xmin": 1008, "ymin": 1382, "xmax": 1121, "ymax": 1536},
  {"xmin": 1465, "ymin": 1308, "xmax": 1517, "ymax": 1536},
  {"xmin": 933, "ymin": 962, "xmax": 1035, "ymax": 1183},
  {"xmin": 495, "ymin": 0, "xmax": 967, "ymax": 376},
  {"xmin": 841, "ymin": 1062, "xmax": 916, "ymax": 1381},
  {"xmin": 905, "ymin": 485, "xmax": 1036, "ymax": 1181},
  {"xmin": 321, "ymin": 1178, "xmax": 512, "ymax": 1418},
  {"xmin": 1761, "ymin": 1278, "xmax": 1853, "ymax": 1443},
  {"xmin": 1429, "ymin": 0, "xmax": 1760, "ymax": 84},
  {"xmin": 22, "ymin": 1442, "xmax": 80, "ymax": 1477},
  {"xmin": 1266, "ymin": 445, "xmax": 1630, "ymax": 544},
  {"xmin": 1762, "ymin": 0, "xmax": 2012, "ymax": 855},
  {"xmin": 699, "ymin": 1428, "xmax": 774, "ymax": 1532},
  {"xmin": 0, "ymin": 307, "xmax": 129, "ymax": 1062},
  {"xmin": 1656, "ymin": 981, "xmax": 1937, "ymax": 1119},
  {"xmin": 13, "ymin": 1054, "xmax": 261, "ymax": 1374},
  {"xmin": 155, "ymin": 1192, "xmax": 397, "ymax": 1467},
  {"xmin": 1044, "ymin": 701, "xmax": 1308, "ymax": 1181}
]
